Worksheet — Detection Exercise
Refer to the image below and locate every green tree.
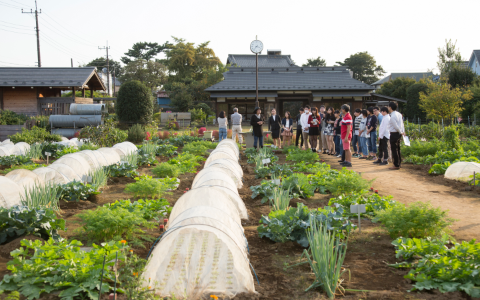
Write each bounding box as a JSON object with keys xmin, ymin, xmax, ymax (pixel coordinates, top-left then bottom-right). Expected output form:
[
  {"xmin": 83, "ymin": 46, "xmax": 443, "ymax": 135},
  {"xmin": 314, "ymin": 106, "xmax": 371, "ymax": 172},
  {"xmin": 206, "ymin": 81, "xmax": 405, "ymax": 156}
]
[
  {"xmin": 462, "ymin": 83, "xmax": 480, "ymax": 119},
  {"xmin": 437, "ymin": 39, "xmax": 463, "ymax": 76},
  {"xmin": 302, "ymin": 56, "xmax": 326, "ymax": 67},
  {"xmin": 85, "ymin": 57, "xmax": 124, "ymax": 77},
  {"xmin": 336, "ymin": 51, "xmax": 385, "ymax": 85},
  {"xmin": 166, "ymin": 37, "xmax": 221, "ymax": 81},
  {"xmin": 120, "ymin": 59, "xmax": 167, "ymax": 91},
  {"xmin": 169, "ymin": 82, "xmax": 193, "ymax": 112},
  {"xmin": 121, "ymin": 41, "xmax": 171, "ymax": 64},
  {"xmin": 116, "ymin": 80, "xmax": 153, "ymax": 124},
  {"xmin": 376, "ymin": 77, "xmax": 417, "ymax": 100},
  {"xmin": 448, "ymin": 66, "xmax": 476, "ymax": 88},
  {"xmin": 419, "ymin": 79, "xmax": 473, "ymax": 121},
  {"xmin": 405, "ymin": 82, "xmax": 428, "ymax": 120}
]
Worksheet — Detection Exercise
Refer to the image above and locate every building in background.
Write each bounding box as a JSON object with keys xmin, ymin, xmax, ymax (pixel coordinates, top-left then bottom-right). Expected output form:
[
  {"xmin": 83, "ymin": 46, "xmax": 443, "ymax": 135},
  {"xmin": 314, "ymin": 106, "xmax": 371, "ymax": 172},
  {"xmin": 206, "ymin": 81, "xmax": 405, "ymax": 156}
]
[
  {"xmin": 372, "ymin": 72, "xmax": 434, "ymax": 90},
  {"xmin": 205, "ymin": 50, "xmax": 374, "ymax": 122},
  {"xmin": 97, "ymin": 68, "xmax": 114, "ymax": 96},
  {"xmin": 156, "ymin": 90, "xmax": 171, "ymax": 109},
  {"xmin": 0, "ymin": 67, "xmax": 105, "ymax": 116},
  {"xmin": 468, "ymin": 50, "xmax": 480, "ymax": 75}
]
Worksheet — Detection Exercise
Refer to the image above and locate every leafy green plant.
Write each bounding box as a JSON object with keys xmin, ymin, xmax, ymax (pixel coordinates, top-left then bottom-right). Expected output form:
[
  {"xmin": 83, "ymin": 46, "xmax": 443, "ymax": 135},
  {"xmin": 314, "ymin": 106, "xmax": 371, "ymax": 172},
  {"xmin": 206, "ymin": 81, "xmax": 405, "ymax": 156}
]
[
  {"xmin": 443, "ymin": 125, "xmax": 462, "ymax": 151},
  {"xmin": 124, "ymin": 175, "xmax": 177, "ymax": 198},
  {"xmin": 293, "ymin": 162, "xmax": 331, "ymax": 174},
  {"xmin": 302, "ymin": 218, "xmax": 349, "ymax": 297},
  {"xmin": 328, "ymin": 190, "xmax": 395, "ymax": 217},
  {"xmin": 40, "ymin": 142, "xmax": 65, "ymax": 158},
  {"xmin": 167, "ymin": 152, "xmax": 204, "ymax": 174},
  {"xmin": 106, "ymin": 162, "xmax": 138, "ymax": 178},
  {"xmin": 128, "ymin": 124, "xmax": 146, "ymax": 143},
  {"xmin": 25, "ymin": 143, "xmax": 43, "ymax": 160},
  {"xmin": 0, "ymin": 206, "xmax": 65, "ymax": 244},
  {"xmin": 282, "ymin": 173, "xmax": 315, "ymax": 199},
  {"xmin": 374, "ymin": 201, "xmax": 456, "ymax": 239},
  {"xmin": 137, "ymin": 153, "xmax": 157, "ymax": 166},
  {"xmin": 182, "ymin": 142, "xmax": 208, "ymax": 156},
  {"xmin": 428, "ymin": 161, "xmax": 452, "ymax": 175},
  {"xmin": 270, "ymin": 187, "xmax": 291, "ymax": 211},
  {"xmin": 139, "ymin": 141, "xmax": 157, "ymax": 157},
  {"xmin": 1, "ymin": 163, "xmax": 46, "ymax": 174},
  {"xmin": 125, "ymin": 152, "xmax": 139, "ymax": 166},
  {"xmin": 79, "ymin": 119, "xmax": 128, "ymax": 147},
  {"xmin": 78, "ymin": 142, "xmax": 99, "ymax": 151},
  {"xmin": 257, "ymin": 203, "xmax": 354, "ymax": 247},
  {"xmin": 152, "ymin": 162, "xmax": 181, "ymax": 178},
  {"xmin": 286, "ymin": 148, "xmax": 319, "ymax": 164},
  {"xmin": 77, "ymin": 206, "xmax": 155, "ymax": 246},
  {"xmin": 55, "ymin": 146, "xmax": 79, "ymax": 158},
  {"xmin": 21, "ymin": 183, "xmax": 61, "ymax": 211},
  {"xmin": 0, "ymin": 239, "xmax": 126, "ymax": 300},
  {"xmin": 0, "ymin": 109, "xmax": 28, "ymax": 125},
  {"xmin": 251, "ymin": 180, "xmax": 278, "ymax": 203},
  {"xmin": 390, "ymin": 235, "xmax": 480, "ymax": 297},
  {"xmin": 89, "ymin": 167, "xmax": 109, "ymax": 190},
  {"xmin": 155, "ymin": 144, "xmax": 178, "ymax": 157},
  {"xmin": 117, "ymin": 250, "xmax": 158, "ymax": 299},
  {"xmin": 0, "ymin": 155, "xmax": 32, "ymax": 166},
  {"xmin": 10, "ymin": 126, "xmax": 62, "ymax": 144},
  {"xmin": 106, "ymin": 198, "xmax": 171, "ymax": 221},
  {"xmin": 255, "ymin": 164, "xmax": 293, "ymax": 179},
  {"xmin": 59, "ymin": 181, "xmax": 100, "ymax": 202},
  {"xmin": 246, "ymin": 147, "xmax": 278, "ymax": 164}
]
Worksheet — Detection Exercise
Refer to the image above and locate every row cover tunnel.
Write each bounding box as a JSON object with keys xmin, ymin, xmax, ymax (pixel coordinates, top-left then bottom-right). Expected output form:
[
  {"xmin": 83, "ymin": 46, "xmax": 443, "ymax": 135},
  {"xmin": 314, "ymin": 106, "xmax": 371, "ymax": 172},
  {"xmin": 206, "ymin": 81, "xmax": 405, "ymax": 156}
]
[{"xmin": 143, "ymin": 139, "xmax": 256, "ymax": 298}]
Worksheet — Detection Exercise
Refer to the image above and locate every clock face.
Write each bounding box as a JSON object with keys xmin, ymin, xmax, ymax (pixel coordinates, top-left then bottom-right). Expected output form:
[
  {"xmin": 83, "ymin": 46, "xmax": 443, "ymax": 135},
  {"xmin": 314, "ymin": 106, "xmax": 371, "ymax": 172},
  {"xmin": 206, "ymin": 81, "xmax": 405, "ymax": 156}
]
[{"xmin": 250, "ymin": 40, "xmax": 263, "ymax": 54}]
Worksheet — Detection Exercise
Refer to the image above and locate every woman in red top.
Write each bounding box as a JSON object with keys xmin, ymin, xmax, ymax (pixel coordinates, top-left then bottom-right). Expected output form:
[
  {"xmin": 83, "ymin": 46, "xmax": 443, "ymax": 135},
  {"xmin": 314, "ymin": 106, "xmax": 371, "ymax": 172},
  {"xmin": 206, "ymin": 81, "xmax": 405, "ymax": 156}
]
[{"xmin": 308, "ymin": 107, "xmax": 321, "ymax": 152}]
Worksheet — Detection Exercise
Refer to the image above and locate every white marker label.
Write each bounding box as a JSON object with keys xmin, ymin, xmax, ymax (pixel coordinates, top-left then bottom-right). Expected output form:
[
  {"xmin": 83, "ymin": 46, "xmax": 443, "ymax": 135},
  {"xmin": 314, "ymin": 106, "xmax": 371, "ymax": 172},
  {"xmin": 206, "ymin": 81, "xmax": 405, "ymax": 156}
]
[
  {"xmin": 262, "ymin": 158, "xmax": 271, "ymax": 164},
  {"xmin": 45, "ymin": 152, "xmax": 52, "ymax": 156}
]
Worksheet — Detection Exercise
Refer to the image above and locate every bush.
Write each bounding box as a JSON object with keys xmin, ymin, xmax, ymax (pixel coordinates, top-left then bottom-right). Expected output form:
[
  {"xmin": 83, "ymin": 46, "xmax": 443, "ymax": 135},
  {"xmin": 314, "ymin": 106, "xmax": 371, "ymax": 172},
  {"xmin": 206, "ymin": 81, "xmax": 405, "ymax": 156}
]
[
  {"xmin": 212, "ymin": 130, "xmax": 219, "ymax": 139},
  {"xmin": 10, "ymin": 126, "xmax": 62, "ymax": 144},
  {"xmin": 374, "ymin": 201, "xmax": 456, "ymax": 239},
  {"xmin": 405, "ymin": 82, "xmax": 428, "ymax": 120},
  {"xmin": 162, "ymin": 130, "xmax": 170, "ymax": 139},
  {"xmin": 324, "ymin": 169, "xmax": 371, "ymax": 196},
  {"xmin": 124, "ymin": 175, "xmax": 177, "ymax": 198},
  {"xmin": 166, "ymin": 120, "xmax": 179, "ymax": 130},
  {"xmin": 0, "ymin": 110, "xmax": 28, "ymax": 125},
  {"xmin": 198, "ymin": 127, "xmax": 206, "ymax": 135},
  {"xmin": 443, "ymin": 126, "xmax": 462, "ymax": 151},
  {"xmin": 116, "ymin": 80, "xmax": 153, "ymax": 124},
  {"xmin": 152, "ymin": 163, "xmax": 180, "ymax": 178},
  {"xmin": 127, "ymin": 124, "xmax": 146, "ymax": 144},
  {"xmin": 0, "ymin": 206, "xmax": 65, "ymax": 244},
  {"xmin": 79, "ymin": 119, "xmax": 127, "ymax": 147}
]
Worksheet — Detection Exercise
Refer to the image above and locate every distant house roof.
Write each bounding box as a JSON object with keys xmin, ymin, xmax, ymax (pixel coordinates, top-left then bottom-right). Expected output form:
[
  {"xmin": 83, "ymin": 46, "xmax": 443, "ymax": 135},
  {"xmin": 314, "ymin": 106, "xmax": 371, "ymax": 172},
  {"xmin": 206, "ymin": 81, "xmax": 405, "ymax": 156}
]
[
  {"xmin": 372, "ymin": 72, "xmax": 434, "ymax": 86},
  {"xmin": 0, "ymin": 67, "xmax": 105, "ymax": 90},
  {"xmin": 468, "ymin": 50, "xmax": 480, "ymax": 68},
  {"xmin": 226, "ymin": 54, "xmax": 296, "ymax": 68},
  {"xmin": 157, "ymin": 90, "xmax": 169, "ymax": 98},
  {"xmin": 205, "ymin": 66, "xmax": 373, "ymax": 94},
  {"xmin": 370, "ymin": 93, "xmax": 407, "ymax": 103}
]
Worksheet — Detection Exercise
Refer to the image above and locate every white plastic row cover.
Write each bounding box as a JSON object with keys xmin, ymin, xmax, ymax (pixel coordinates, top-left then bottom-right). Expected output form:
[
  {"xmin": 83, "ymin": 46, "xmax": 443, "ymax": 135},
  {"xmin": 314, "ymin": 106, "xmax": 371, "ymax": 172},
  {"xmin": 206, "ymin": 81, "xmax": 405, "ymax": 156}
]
[
  {"xmin": 143, "ymin": 140, "xmax": 255, "ymax": 298},
  {"xmin": 0, "ymin": 141, "xmax": 138, "ymax": 209},
  {"xmin": 0, "ymin": 142, "xmax": 30, "ymax": 157}
]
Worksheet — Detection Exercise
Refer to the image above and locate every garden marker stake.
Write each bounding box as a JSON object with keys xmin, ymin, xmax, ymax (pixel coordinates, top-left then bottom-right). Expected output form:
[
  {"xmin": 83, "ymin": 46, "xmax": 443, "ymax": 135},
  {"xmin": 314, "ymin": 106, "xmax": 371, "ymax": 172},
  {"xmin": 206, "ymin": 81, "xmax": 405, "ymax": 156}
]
[
  {"xmin": 113, "ymin": 251, "xmax": 118, "ymax": 298},
  {"xmin": 350, "ymin": 204, "xmax": 366, "ymax": 233},
  {"xmin": 98, "ymin": 255, "xmax": 106, "ymax": 300}
]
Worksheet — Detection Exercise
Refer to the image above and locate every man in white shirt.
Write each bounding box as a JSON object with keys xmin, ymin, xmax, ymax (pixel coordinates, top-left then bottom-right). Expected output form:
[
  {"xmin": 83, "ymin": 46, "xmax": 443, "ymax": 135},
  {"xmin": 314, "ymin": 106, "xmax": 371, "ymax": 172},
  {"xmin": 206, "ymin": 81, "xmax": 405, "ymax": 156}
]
[
  {"xmin": 300, "ymin": 105, "xmax": 311, "ymax": 150},
  {"xmin": 374, "ymin": 107, "xmax": 390, "ymax": 165},
  {"xmin": 387, "ymin": 102, "xmax": 405, "ymax": 169},
  {"xmin": 231, "ymin": 108, "xmax": 243, "ymax": 144}
]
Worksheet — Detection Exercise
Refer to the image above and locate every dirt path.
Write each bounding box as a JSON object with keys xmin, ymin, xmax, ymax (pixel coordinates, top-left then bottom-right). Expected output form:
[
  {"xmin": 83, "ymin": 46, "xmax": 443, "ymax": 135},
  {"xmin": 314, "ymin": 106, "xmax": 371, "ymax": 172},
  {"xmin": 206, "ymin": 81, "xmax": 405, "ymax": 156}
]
[{"xmin": 321, "ymin": 153, "xmax": 480, "ymax": 241}]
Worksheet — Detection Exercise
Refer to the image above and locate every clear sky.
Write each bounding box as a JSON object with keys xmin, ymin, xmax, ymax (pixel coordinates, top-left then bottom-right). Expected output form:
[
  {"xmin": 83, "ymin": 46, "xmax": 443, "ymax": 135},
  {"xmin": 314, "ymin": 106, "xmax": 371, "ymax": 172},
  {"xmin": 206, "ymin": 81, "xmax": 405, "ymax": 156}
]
[{"xmin": 0, "ymin": 0, "xmax": 478, "ymax": 75}]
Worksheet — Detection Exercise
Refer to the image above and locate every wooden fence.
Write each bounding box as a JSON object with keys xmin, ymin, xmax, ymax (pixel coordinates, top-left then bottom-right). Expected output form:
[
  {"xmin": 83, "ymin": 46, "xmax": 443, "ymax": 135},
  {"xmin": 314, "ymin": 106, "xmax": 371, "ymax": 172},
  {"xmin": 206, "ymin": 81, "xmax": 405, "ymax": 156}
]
[{"xmin": 0, "ymin": 124, "xmax": 24, "ymax": 141}]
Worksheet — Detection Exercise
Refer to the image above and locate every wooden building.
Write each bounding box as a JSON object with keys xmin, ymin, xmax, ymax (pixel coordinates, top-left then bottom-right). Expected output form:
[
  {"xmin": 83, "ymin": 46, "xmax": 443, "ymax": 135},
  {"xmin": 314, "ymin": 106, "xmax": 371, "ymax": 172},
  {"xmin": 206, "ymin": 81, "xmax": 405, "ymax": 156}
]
[
  {"xmin": 205, "ymin": 52, "xmax": 375, "ymax": 121},
  {"xmin": 0, "ymin": 67, "xmax": 106, "ymax": 116}
]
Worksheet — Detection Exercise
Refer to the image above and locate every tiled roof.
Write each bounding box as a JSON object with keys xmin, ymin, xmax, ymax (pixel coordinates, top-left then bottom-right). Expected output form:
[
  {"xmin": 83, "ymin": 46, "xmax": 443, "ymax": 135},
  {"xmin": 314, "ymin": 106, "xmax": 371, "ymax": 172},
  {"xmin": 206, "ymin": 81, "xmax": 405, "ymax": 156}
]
[
  {"xmin": 227, "ymin": 54, "xmax": 296, "ymax": 68},
  {"xmin": 205, "ymin": 66, "xmax": 373, "ymax": 92},
  {"xmin": 0, "ymin": 67, "xmax": 105, "ymax": 90},
  {"xmin": 372, "ymin": 72, "xmax": 434, "ymax": 86}
]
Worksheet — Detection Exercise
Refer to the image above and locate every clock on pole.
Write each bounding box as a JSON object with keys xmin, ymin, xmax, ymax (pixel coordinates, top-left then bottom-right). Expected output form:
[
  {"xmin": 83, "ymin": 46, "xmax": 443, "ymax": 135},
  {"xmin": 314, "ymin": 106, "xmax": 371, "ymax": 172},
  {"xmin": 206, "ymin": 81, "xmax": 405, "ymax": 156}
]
[{"xmin": 251, "ymin": 37, "xmax": 263, "ymax": 107}]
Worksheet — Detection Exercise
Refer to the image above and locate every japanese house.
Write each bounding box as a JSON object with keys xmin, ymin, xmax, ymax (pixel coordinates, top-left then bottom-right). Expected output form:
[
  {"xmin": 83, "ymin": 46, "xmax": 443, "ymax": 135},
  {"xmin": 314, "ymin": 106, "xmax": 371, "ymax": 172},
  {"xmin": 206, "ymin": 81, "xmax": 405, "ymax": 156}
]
[
  {"xmin": 0, "ymin": 67, "xmax": 106, "ymax": 116},
  {"xmin": 205, "ymin": 50, "xmax": 376, "ymax": 122}
]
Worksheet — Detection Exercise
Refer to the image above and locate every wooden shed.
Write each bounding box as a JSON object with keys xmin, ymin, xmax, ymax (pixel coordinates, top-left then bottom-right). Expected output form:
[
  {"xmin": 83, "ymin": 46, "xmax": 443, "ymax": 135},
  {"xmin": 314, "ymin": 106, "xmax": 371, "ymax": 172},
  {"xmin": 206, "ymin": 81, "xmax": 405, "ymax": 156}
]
[{"xmin": 0, "ymin": 67, "xmax": 106, "ymax": 116}]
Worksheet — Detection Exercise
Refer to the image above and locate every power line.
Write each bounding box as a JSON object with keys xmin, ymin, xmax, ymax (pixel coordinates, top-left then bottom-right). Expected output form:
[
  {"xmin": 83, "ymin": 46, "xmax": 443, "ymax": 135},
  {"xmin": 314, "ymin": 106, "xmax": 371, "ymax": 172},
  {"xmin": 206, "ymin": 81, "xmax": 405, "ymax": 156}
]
[
  {"xmin": 0, "ymin": 23, "xmax": 34, "ymax": 31},
  {"xmin": 0, "ymin": 60, "xmax": 35, "ymax": 66},
  {"xmin": 0, "ymin": 20, "xmax": 32, "ymax": 28},
  {"xmin": 0, "ymin": 27, "xmax": 35, "ymax": 35},
  {"xmin": 42, "ymin": 12, "xmax": 97, "ymax": 47},
  {"xmin": 38, "ymin": 15, "xmax": 95, "ymax": 48},
  {"xmin": 40, "ymin": 32, "xmax": 92, "ymax": 60},
  {"xmin": 0, "ymin": 0, "xmax": 22, "ymax": 8},
  {"xmin": 10, "ymin": 0, "xmax": 33, "ymax": 8}
]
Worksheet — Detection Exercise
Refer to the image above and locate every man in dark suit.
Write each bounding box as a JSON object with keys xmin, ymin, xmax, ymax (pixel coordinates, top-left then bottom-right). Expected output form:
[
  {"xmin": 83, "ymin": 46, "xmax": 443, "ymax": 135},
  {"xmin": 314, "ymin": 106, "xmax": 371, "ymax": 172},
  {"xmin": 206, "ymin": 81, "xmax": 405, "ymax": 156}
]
[{"xmin": 295, "ymin": 108, "xmax": 304, "ymax": 148}]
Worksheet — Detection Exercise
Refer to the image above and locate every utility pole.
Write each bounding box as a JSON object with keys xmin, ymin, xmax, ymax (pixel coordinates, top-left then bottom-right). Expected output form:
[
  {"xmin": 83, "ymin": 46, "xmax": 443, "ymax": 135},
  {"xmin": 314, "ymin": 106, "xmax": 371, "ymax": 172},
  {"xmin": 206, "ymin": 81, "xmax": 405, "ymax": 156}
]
[
  {"xmin": 98, "ymin": 41, "xmax": 110, "ymax": 96},
  {"xmin": 22, "ymin": 0, "xmax": 42, "ymax": 67}
]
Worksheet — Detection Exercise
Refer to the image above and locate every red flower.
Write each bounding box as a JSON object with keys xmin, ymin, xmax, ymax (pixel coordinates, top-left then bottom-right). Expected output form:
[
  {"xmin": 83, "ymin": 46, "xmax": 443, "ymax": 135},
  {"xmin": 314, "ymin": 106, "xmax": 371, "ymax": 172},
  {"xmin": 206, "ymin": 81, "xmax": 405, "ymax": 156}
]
[{"xmin": 145, "ymin": 132, "xmax": 151, "ymax": 141}]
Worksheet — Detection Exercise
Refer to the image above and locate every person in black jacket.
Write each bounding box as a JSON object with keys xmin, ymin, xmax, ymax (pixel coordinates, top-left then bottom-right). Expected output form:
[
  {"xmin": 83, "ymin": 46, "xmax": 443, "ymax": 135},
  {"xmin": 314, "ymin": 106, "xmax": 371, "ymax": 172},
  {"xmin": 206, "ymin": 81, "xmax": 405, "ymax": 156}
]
[
  {"xmin": 268, "ymin": 108, "xmax": 282, "ymax": 148},
  {"xmin": 295, "ymin": 108, "xmax": 304, "ymax": 148},
  {"xmin": 250, "ymin": 107, "xmax": 264, "ymax": 149}
]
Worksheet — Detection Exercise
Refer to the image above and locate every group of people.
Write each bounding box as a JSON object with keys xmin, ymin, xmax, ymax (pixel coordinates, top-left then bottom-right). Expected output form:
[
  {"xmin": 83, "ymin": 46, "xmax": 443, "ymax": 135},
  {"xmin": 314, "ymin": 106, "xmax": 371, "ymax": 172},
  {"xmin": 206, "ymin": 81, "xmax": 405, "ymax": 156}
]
[{"xmin": 219, "ymin": 102, "xmax": 405, "ymax": 169}]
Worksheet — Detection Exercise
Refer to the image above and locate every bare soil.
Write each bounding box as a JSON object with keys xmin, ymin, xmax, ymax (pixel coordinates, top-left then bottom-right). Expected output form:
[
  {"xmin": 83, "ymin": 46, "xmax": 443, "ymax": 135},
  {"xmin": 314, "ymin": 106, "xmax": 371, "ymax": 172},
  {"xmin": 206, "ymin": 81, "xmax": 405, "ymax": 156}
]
[{"xmin": 1, "ymin": 148, "xmax": 477, "ymax": 299}]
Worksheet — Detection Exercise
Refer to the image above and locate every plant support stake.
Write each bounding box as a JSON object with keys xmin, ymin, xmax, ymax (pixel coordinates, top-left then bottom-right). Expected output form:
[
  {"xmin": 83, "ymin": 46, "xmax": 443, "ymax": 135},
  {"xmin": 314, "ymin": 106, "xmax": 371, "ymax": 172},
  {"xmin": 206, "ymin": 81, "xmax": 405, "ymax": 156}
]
[{"xmin": 98, "ymin": 255, "xmax": 106, "ymax": 300}]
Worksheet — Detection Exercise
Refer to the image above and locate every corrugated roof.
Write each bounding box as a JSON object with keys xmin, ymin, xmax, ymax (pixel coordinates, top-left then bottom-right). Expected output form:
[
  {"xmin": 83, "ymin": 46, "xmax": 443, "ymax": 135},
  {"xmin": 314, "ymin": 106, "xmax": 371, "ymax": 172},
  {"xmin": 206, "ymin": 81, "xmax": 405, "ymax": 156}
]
[
  {"xmin": 372, "ymin": 72, "xmax": 434, "ymax": 86},
  {"xmin": 227, "ymin": 54, "xmax": 296, "ymax": 68},
  {"xmin": 0, "ymin": 67, "xmax": 105, "ymax": 90},
  {"xmin": 205, "ymin": 66, "xmax": 373, "ymax": 92},
  {"xmin": 312, "ymin": 91, "xmax": 371, "ymax": 97}
]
